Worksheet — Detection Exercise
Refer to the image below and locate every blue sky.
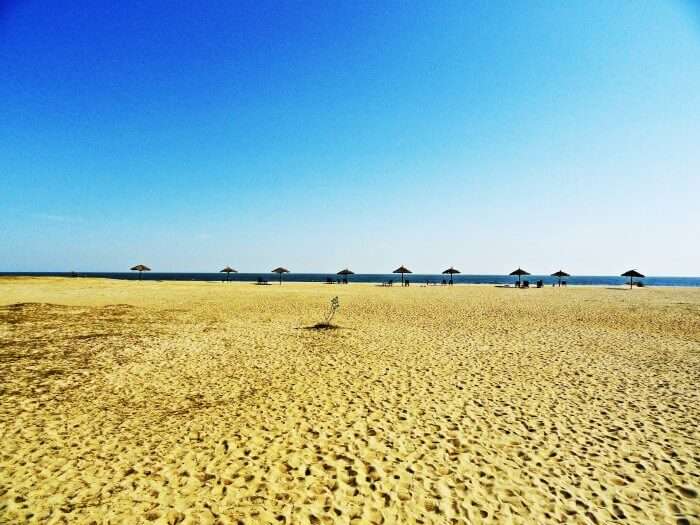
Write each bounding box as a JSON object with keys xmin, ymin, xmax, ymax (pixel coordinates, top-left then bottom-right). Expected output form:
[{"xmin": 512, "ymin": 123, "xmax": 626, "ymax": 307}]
[{"xmin": 2, "ymin": 1, "xmax": 699, "ymax": 275}]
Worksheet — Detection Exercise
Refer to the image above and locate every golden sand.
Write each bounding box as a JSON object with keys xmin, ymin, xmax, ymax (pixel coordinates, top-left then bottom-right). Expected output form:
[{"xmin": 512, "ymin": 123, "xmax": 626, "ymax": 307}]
[{"xmin": 1, "ymin": 277, "xmax": 699, "ymax": 524}]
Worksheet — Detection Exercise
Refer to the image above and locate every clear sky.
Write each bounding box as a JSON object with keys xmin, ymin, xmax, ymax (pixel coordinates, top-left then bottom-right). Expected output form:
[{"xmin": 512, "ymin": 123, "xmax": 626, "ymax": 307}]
[{"xmin": 2, "ymin": 1, "xmax": 699, "ymax": 275}]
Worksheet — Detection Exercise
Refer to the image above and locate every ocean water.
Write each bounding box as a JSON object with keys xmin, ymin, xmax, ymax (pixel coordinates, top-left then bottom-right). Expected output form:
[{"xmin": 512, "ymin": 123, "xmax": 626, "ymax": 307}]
[{"xmin": 2, "ymin": 272, "xmax": 699, "ymax": 287}]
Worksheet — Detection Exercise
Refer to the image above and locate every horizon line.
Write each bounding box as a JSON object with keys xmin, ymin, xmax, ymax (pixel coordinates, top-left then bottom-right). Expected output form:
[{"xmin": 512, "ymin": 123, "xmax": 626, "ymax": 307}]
[{"xmin": 2, "ymin": 270, "xmax": 699, "ymax": 279}]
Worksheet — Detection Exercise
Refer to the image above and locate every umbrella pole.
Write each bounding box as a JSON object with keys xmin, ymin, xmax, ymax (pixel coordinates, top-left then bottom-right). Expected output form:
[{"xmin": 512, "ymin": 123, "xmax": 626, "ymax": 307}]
[
  {"xmin": 139, "ymin": 270, "xmax": 142, "ymax": 281},
  {"xmin": 402, "ymin": 273, "xmax": 404, "ymax": 287}
]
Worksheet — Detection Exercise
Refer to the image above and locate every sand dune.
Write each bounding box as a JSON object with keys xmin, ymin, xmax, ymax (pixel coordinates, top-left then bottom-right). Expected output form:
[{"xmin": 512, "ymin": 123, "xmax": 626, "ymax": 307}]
[{"xmin": 1, "ymin": 277, "xmax": 699, "ymax": 524}]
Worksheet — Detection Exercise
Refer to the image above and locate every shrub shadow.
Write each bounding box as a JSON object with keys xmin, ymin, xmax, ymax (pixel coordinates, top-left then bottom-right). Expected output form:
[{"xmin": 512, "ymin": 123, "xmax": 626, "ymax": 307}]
[{"xmin": 304, "ymin": 322, "xmax": 341, "ymax": 330}]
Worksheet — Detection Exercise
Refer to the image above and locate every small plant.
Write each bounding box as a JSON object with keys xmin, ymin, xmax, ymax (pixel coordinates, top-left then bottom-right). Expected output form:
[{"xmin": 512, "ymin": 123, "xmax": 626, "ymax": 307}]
[
  {"xmin": 311, "ymin": 296, "xmax": 340, "ymax": 329},
  {"xmin": 325, "ymin": 296, "xmax": 340, "ymax": 324}
]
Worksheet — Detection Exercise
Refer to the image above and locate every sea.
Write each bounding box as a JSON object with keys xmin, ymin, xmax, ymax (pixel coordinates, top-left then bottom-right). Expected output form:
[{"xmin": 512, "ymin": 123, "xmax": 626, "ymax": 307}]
[{"xmin": 2, "ymin": 272, "xmax": 699, "ymax": 287}]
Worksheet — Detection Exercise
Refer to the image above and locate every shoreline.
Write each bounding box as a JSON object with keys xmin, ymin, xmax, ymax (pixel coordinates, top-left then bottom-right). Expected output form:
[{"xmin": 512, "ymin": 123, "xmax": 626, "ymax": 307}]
[{"xmin": 2, "ymin": 274, "xmax": 699, "ymax": 289}]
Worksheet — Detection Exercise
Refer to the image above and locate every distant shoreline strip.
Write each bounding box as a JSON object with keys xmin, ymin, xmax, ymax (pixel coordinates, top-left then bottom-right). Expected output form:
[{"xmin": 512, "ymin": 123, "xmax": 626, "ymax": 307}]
[{"xmin": 1, "ymin": 273, "xmax": 699, "ymax": 287}]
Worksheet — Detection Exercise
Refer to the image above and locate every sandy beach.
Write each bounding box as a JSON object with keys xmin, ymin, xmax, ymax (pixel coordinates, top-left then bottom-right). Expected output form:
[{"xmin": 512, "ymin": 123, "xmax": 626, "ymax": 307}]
[{"xmin": 1, "ymin": 277, "xmax": 698, "ymax": 524}]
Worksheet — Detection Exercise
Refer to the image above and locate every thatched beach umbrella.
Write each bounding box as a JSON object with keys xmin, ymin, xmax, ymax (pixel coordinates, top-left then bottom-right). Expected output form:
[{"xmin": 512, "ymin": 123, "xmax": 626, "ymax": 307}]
[
  {"xmin": 393, "ymin": 265, "xmax": 412, "ymax": 287},
  {"xmin": 220, "ymin": 266, "xmax": 237, "ymax": 282},
  {"xmin": 442, "ymin": 266, "xmax": 460, "ymax": 285},
  {"xmin": 509, "ymin": 267, "xmax": 530, "ymax": 287},
  {"xmin": 551, "ymin": 270, "xmax": 570, "ymax": 287},
  {"xmin": 130, "ymin": 264, "xmax": 151, "ymax": 281},
  {"xmin": 272, "ymin": 267, "xmax": 290, "ymax": 285},
  {"xmin": 621, "ymin": 269, "xmax": 644, "ymax": 289},
  {"xmin": 337, "ymin": 268, "xmax": 354, "ymax": 283}
]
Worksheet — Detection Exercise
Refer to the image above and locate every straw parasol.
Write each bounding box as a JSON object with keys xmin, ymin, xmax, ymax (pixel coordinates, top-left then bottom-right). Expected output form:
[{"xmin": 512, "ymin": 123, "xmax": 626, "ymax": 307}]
[
  {"xmin": 442, "ymin": 266, "xmax": 460, "ymax": 285},
  {"xmin": 272, "ymin": 267, "xmax": 290, "ymax": 285},
  {"xmin": 393, "ymin": 265, "xmax": 412, "ymax": 287},
  {"xmin": 621, "ymin": 269, "xmax": 644, "ymax": 289},
  {"xmin": 509, "ymin": 267, "xmax": 530, "ymax": 287},
  {"xmin": 551, "ymin": 270, "xmax": 570, "ymax": 287},
  {"xmin": 130, "ymin": 264, "xmax": 151, "ymax": 281},
  {"xmin": 220, "ymin": 266, "xmax": 237, "ymax": 282},
  {"xmin": 337, "ymin": 268, "xmax": 354, "ymax": 283}
]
